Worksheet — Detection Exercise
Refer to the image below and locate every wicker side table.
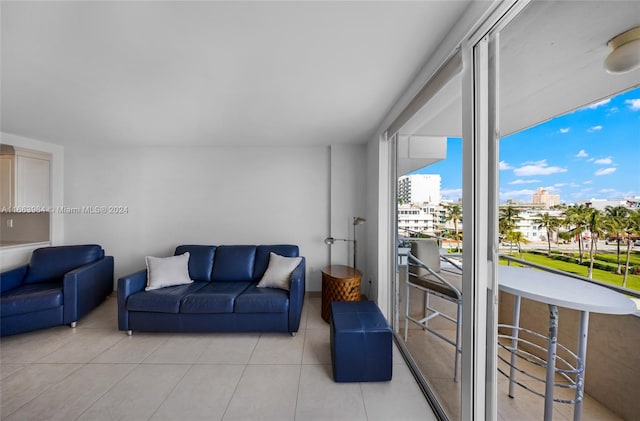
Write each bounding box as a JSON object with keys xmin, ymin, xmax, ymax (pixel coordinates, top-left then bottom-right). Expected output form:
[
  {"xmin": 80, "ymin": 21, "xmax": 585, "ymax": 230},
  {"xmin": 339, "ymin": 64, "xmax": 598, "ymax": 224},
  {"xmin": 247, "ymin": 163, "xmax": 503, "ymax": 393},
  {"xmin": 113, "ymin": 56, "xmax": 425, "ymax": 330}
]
[{"xmin": 321, "ymin": 265, "xmax": 361, "ymax": 323}]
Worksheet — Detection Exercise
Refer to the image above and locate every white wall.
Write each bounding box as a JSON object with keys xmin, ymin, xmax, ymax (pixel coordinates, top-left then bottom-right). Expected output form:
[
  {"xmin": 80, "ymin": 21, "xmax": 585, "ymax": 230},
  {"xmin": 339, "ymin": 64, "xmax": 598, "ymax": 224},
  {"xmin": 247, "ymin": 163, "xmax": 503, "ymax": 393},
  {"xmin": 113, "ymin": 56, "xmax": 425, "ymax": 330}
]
[
  {"xmin": 64, "ymin": 145, "xmax": 333, "ymax": 291},
  {"xmin": 0, "ymin": 132, "xmax": 64, "ymax": 270},
  {"xmin": 365, "ymin": 136, "xmax": 382, "ymax": 303},
  {"xmin": 328, "ymin": 144, "xmax": 367, "ymax": 284}
]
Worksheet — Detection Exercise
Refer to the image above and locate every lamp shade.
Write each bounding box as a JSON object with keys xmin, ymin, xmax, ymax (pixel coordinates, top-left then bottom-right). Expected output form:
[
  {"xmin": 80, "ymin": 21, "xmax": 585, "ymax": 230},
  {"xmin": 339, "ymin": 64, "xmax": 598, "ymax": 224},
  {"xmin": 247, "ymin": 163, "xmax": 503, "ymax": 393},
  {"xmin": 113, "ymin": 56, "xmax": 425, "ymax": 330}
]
[
  {"xmin": 353, "ymin": 217, "xmax": 366, "ymax": 225},
  {"xmin": 604, "ymin": 27, "xmax": 640, "ymax": 74},
  {"xmin": 325, "ymin": 217, "xmax": 365, "ymax": 269}
]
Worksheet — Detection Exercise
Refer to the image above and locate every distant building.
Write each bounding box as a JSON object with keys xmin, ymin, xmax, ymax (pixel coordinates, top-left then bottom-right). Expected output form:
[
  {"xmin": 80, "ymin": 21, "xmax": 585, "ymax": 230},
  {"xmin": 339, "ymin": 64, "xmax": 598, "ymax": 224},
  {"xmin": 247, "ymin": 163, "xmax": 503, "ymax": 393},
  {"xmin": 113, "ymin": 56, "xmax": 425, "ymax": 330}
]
[
  {"xmin": 531, "ymin": 187, "xmax": 560, "ymax": 208},
  {"xmin": 499, "ymin": 205, "xmax": 563, "ymax": 242},
  {"xmin": 398, "ymin": 201, "xmax": 463, "ymax": 237},
  {"xmin": 398, "ymin": 203, "xmax": 437, "ymax": 235},
  {"xmin": 577, "ymin": 197, "xmax": 640, "ymax": 211},
  {"xmin": 516, "ymin": 209, "xmax": 564, "ymax": 242},
  {"xmin": 398, "ymin": 174, "xmax": 441, "ymax": 205}
]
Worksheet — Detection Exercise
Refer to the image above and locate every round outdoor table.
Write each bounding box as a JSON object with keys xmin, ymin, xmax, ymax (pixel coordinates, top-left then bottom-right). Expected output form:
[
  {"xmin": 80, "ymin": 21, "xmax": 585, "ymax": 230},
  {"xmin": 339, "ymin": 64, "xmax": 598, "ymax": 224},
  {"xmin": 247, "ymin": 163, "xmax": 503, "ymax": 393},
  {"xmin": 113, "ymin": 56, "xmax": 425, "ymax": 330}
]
[{"xmin": 498, "ymin": 265, "xmax": 637, "ymax": 421}]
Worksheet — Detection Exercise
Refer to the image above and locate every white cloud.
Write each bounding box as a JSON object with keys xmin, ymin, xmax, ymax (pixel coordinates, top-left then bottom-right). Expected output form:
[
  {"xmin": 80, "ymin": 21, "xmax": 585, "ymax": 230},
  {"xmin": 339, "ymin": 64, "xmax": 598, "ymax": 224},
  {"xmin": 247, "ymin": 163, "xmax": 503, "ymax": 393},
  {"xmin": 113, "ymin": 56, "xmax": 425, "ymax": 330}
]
[
  {"xmin": 625, "ymin": 98, "xmax": 640, "ymax": 111},
  {"xmin": 499, "ymin": 161, "xmax": 513, "ymax": 170},
  {"xmin": 508, "ymin": 179, "xmax": 541, "ymax": 185},
  {"xmin": 553, "ymin": 182, "xmax": 579, "ymax": 188},
  {"xmin": 595, "ymin": 167, "xmax": 616, "ymax": 176},
  {"xmin": 559, "ymin": 128, "xmax": 570, "ymax": 134},
  {"xmin": 571, "ymin": 188, "xmax": 593, "ymax": 199},
  {"xmin": 586, "ymin": 99, "xmax": 611, "ymax": 109},
  {"xmin": 588, "ymin": 125, "xmax": 603, "ymax": 132},
  {"xmin": 593, "ymin": 157, "xmax": 613, "ymax": 165},
  {"xmin": 500, "ymin": 189, "xmax": 535, "ymax": 200},
  {"xmin": 607, "ymin": 107, "xmax": 619, "ymax": 116},
  {"xmin": 583, "ymin": 180, "xmax": 593, "ymax": 184},
  {"xmin": 596, "ymin": 188, "xmax": 634, "ymax": 199},
  {"xmin": 576, "ymin": 149, "xmax": 588, "ymax": 158},
  {"xmin": 441, "ymin": 188, "xmax": 463, "ymax": 200},
  {"xmin": 513, "ymin": 160, "xmax": 568, "ymax": 176}
]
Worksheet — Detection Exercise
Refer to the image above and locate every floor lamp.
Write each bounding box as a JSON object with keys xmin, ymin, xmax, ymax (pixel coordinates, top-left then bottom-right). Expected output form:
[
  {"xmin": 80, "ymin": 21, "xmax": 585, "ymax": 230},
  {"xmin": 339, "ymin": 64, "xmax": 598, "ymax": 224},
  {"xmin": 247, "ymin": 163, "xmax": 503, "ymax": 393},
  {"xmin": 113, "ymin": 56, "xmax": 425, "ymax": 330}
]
[{"xmin": 324, "ymin": 216, "xmax": 366, "ymax": 269}]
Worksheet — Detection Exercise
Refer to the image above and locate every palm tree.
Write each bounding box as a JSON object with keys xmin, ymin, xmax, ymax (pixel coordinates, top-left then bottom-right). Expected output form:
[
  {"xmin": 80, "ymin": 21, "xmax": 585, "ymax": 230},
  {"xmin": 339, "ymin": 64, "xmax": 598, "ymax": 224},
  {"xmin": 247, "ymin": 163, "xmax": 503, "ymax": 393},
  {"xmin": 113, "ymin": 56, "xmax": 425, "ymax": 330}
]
[
  {"xmin": 622, "ymin": 209, "xmax": 640, "ymax": 288},
  {"xmin": 499, "ymin": 205, "xmax": 520, "ymax": 256},
  {"xmin": 505, "ymin": 230, "xmax": 527, "ymax": 257},
  {"xmin": 585, "ymin": 208, "xmax": 605, "ymax": 279},
  {"xmin": 445, "ymin": 203, "xmax": 463, "ymax": 251},
  {"xmin": 557, "ymin": 230, "xmax": 574, "ymax": 244},
  {"xmin": 604, "ymin": 205, "xmax": 629, "ymax": 274},
  {"xmin": 535, "ymin": 212, "xmax": 559, "ymax": 256},
  {"xmin": 563, "ymin": 204, "xmax": 589, "ymax": 263}
]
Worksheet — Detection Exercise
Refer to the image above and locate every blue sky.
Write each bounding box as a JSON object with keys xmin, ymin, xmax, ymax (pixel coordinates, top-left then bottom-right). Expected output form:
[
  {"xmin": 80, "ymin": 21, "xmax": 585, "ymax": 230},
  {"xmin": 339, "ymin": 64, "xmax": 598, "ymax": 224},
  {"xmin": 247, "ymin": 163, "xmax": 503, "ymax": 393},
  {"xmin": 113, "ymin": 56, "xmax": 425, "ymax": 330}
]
[{"xmin": 414, "ymin": 85, "xmax": 640, "ymax": 204}]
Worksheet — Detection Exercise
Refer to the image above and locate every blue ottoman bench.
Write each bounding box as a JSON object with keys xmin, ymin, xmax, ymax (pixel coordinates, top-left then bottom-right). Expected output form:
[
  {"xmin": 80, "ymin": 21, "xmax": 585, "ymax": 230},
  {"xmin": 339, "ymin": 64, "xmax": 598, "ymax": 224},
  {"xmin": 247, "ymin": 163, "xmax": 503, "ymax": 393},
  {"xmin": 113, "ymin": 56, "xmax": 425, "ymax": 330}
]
[{"xmin": 330, "ymin": 300, "xmax": 392, "ymax": 382}]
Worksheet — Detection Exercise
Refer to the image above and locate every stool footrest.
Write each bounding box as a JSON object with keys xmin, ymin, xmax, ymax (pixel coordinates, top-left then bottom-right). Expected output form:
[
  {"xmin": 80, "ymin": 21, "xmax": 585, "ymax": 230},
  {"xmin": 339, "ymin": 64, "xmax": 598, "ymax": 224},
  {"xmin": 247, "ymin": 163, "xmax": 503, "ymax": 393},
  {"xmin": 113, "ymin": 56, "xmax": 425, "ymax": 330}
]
[{"xmin": 330, "ymin": 301, "xmax": 392, "ymax": 382}]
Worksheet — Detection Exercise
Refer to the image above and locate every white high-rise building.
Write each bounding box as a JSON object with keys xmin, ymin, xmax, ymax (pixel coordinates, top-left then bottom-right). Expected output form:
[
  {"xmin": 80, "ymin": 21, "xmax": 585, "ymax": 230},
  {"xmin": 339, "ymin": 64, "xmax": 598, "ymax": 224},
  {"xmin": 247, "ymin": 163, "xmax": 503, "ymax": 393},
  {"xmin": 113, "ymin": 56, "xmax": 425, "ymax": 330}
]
[{"xmin": 398, "ymin": 174, "xmax": 441, "ymax": 205}]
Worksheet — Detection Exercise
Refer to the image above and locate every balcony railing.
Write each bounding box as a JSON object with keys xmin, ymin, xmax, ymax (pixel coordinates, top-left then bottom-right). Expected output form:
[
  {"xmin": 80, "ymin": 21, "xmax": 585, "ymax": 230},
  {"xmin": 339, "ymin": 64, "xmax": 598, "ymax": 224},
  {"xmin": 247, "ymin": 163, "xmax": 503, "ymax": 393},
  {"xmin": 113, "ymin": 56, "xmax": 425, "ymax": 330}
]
[
  {"xmin": 398, "ymin": 244, "xmax": 640, "ymax": 420},
  {"xmin": 500, "ymin": 253, "xmax": 640, "ymax": 300},
  {"xmin": 497, "ymin": 255, "xmax": 640, "ymax": 421}
]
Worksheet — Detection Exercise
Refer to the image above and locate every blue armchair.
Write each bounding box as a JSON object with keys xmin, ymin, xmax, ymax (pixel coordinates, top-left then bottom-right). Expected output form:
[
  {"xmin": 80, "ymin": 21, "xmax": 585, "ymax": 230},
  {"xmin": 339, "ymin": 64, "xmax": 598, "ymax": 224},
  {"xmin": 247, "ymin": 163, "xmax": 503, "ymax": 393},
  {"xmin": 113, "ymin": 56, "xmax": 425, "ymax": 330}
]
[{"xmin": 1, "ymin": 244, "xmax": 114, "ymax": 336}]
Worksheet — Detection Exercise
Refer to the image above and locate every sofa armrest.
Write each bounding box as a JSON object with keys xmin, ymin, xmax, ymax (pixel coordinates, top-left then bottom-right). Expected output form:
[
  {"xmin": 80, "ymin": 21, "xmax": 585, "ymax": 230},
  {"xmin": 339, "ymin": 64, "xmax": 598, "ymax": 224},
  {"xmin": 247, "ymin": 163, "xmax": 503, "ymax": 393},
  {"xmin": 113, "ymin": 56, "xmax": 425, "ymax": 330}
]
[
  {"xmin": 288, "ymin": 257, "xmax": 306, "ymax": 333},
  {"xmin": 63, "ymin": 256, "xmax": 114, "ymax": 324},
  {"xmin": 0, "ymin": 265, "xmax": 28, "ymax": 293},
  {"xmin": 117, "ymin": 269, "xmax": 147, "ymax": 331}
]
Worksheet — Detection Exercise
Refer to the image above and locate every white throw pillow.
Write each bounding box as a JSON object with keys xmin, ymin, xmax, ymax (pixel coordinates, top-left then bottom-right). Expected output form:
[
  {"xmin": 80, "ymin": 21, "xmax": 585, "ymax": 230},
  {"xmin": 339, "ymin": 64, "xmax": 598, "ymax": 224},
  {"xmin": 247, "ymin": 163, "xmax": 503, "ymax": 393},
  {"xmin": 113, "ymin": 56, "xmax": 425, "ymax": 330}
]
[
  {"xmin": 257, "ymin": 252, "xmax": 302, "ymax": 291},
  {"xmin": 145, "ymin": 252, "xmax": 193, "ymax": 291}
]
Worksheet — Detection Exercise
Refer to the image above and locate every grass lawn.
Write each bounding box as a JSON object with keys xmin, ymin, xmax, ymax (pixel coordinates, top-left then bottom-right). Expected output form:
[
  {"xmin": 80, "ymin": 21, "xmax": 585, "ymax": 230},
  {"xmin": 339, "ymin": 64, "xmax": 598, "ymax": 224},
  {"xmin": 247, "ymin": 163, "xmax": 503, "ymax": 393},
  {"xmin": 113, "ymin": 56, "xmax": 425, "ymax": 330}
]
[
  {"xmin": 500, "ymin": 251, "xmax": 640, "ymax": 292},
  {"xmin": 556, "ymin": 250, "xmax": 640, "ymax": 267}
]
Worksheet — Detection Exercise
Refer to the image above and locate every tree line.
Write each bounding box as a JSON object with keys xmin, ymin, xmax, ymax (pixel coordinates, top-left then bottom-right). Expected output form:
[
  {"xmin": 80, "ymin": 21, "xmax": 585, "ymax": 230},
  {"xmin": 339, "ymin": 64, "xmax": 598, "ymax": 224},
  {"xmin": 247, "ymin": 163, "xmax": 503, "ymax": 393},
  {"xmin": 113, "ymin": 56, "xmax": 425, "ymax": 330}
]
[{"xmin": 499, "ymin": 204, "xmax": 640, "ymax": 287}]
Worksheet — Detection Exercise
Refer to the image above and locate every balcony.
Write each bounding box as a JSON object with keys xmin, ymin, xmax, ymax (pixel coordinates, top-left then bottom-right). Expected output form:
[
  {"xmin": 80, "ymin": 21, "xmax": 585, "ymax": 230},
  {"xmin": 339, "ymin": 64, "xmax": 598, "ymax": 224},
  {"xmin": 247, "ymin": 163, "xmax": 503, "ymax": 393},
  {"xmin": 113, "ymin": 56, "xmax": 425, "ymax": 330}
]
[{"xmin": 398, "ymin": 251, "xmax": 640, "ymax": 420}]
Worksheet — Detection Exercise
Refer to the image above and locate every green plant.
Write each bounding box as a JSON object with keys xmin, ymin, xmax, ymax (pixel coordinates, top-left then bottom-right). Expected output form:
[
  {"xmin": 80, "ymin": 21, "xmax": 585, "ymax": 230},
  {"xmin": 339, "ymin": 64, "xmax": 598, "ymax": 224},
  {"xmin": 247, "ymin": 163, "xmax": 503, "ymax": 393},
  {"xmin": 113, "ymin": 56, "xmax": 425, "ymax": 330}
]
[
  {"xmin": 534, "ymin": 212, "xmax": 560, "ymax": 256},
  {"xmin": 604, "ymin": 205, "xmax": 630, "ymax": 274},
  {"xmin": 445, "ymin": 204, "xmax": 463, "ymax": 251},
  {"xmin": 563, "ymin": 204, "xmax": 590, "ymax": 263}
]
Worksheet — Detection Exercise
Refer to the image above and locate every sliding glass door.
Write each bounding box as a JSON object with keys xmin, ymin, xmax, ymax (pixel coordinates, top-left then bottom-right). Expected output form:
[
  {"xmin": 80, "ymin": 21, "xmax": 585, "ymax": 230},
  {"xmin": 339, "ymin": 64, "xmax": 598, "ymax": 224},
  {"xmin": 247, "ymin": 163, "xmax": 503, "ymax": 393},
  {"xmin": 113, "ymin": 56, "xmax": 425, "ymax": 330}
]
[
  {"xmin": 389, "ymin": 68, "xmax": 466, "ymax": 418},
  {"xmin": 400, "ymin": 1, "xmax": 640, "ymax": 419}
]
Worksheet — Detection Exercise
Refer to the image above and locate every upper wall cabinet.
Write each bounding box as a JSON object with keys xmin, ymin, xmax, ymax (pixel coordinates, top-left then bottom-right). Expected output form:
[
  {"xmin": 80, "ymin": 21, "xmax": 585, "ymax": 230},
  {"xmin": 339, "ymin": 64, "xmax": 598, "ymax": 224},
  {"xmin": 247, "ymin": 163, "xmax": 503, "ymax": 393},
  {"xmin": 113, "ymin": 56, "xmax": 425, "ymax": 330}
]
[{"xmin": 0, "ymin": 145, "xmax": 51, "ymax": 211}]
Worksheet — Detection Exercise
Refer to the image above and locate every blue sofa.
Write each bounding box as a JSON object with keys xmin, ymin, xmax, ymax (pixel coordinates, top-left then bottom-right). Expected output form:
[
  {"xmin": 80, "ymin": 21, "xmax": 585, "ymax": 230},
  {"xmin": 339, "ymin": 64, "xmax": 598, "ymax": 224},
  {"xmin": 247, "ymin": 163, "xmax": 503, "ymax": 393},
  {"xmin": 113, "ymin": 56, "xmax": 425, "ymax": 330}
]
[
  {"xmin": 1, "ymin": 244, "xmax": 114, "ymax": 336},
  {"xmin": 117, "ymin": 244, "xmax": 305, "ymax": 335}
]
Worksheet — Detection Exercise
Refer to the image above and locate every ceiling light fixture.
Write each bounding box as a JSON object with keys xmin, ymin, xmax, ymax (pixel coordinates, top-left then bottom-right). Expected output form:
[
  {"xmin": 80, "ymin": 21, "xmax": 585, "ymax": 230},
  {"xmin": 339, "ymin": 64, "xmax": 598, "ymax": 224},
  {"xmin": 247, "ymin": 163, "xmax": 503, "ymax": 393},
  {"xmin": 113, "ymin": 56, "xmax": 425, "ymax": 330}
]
[{"xmin": 604, "ymin": 26, "xmax": 640, "ymax": 74}]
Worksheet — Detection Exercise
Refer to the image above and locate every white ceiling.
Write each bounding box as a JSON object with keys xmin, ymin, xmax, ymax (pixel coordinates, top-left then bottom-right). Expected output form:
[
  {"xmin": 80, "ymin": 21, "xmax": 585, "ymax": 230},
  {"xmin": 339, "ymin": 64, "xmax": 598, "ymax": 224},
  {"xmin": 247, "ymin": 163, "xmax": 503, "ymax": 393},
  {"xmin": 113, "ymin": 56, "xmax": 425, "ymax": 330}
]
[
  {"xmin": 407, "ymin": 0, "xmax": 640, "ymax": 138},
  {"xmin": 1, "ymin": 1, "xmax": 473, "ymax": 147}
]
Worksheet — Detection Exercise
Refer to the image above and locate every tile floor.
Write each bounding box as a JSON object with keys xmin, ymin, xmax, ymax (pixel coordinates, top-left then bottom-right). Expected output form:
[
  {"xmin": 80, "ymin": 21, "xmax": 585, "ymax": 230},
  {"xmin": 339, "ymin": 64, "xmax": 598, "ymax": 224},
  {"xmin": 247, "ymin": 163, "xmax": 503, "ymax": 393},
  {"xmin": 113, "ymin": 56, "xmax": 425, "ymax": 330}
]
[{"xmin": 0, "ymin": 294, "xmax": 436, "ymax": 421}]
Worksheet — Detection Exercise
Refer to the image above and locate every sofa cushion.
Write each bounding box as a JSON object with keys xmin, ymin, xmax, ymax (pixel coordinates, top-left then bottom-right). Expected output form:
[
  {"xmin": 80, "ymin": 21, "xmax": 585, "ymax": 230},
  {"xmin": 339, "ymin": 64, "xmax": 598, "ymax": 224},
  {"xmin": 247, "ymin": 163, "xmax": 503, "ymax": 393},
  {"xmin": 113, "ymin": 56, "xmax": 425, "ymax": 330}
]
[
  {"xmin": 24, "ymin": 245, "xmax": 104, "ymax": 284},
  {"xmin": 180, "ymin": 282, "xmax": 251, "ymax": 314},
  {"xmin": 253, "ymin": 245, "xmax": 299, "ymax": 280},
  {"xmin": 127, "ymin": 282, "xmax": 208, "ymax": 313},
  {"xmin": 234, "ymin": 284, "xmax": 289, "ymax": 313},
  {"xmin": 145, "ymin": 253, "xmax": 193, "ymax": 291},
  {"xmin": 174, "ymin": 245, "xmax": 216, "ymax": 282},
  {"xmin": 0, "ymin": 283, "xmax": 63, "ymax": 317},
  {"xmin": 257, "ymin": 252, "xmax": 302, "ymax": 291},
  {"xmin": 211, "ymin": 246, "xmax": 256, "ymax": 282}
]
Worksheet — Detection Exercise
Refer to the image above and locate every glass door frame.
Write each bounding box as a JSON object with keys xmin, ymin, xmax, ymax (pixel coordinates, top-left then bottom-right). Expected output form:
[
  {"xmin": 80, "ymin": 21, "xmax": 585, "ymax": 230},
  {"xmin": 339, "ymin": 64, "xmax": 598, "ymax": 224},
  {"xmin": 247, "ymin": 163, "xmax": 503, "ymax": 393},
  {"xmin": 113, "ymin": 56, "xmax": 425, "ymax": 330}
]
[
  {"xmin": 384, "ymin": 1, "xmax": 534, "ymax": 419},
  {"xmin": 460, "ymin": 1, "xmax": 532, "ymax": 419}
]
